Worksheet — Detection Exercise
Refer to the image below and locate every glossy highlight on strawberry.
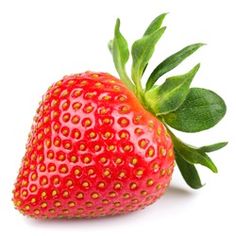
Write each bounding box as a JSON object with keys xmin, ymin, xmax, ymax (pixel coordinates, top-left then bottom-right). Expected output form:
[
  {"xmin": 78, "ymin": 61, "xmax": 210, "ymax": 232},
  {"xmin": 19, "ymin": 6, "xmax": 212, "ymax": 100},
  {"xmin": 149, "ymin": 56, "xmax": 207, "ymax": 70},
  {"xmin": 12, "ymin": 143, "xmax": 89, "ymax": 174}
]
[{"xmin": 13, "ymin": 72, "xmax": 174, "ymax": 218}]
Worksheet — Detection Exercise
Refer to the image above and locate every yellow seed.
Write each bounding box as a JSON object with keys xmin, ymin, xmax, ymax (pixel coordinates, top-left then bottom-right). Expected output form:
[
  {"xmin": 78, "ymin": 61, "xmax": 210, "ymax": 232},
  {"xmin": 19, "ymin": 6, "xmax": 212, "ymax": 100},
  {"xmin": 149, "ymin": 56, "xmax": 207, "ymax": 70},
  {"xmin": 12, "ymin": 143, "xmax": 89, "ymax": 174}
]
[
  {"xmin": 22, "ymin": 190, "xmax": 28, "ymax": 197},
  {"xmin": 31, "ymin": 173, "xmax": 37, "ymax": 181},
  {"xmin": 115, "ymin": 158, "xmax": 122, "ymax": 164},
  {"xmin": 41, "ymin": 191, "xmax": 47, "ymax": 198},
  {"xmin": 119, "ymin": 171, "xmax": 125, "ymax": 178},
  {"xmin": 76, "ymin": 192, "xmax": 84, "ymax": 199},
  {"xmin": 41, "ymin": 202, "xmax": 47, "ymax": 208},
  {"xmin": 157, "ymin": 127, "xmax": 162, "ymax": 135},
  {"xmin": 62, "ymin": 209, "xmax": 69, "ymax": 214},
  {"xmin": 24, "ymin": 205, "xmax": 30, "ymax": 211},
  {"xmin": 94, "ymin": 144, "xmax": 101, "ymax": 151},
  {"xmin": 131, "ymin": 158, "xmax": 138, "ymax": 165},
  {"xmin": 72, "ymin": 116, "xmax": 80, "ymax": 124},
  {"xmin": 68, "ymin": 156, "xmax": 76, "ymax": 163},
  {"xmin": 84, "ymin": 119, "xmax": 91, "ymax": 127},
  {"xmin": 53, "ymin": 177, "xmax": 60, "ymax": 185},
  {"xmin": 113, "ymin": 85, "xmax": 120, "ymax": 91},
  {"xmin": 156, "ymin": 184, "xmax": 162, "ymax": 190},
  {"xmin": 52, "ymin": 190, "xmax": 58, "ymax": 196},
  {"xmin": 107, "ymin": 145, "xmax": 115, "ymax": 151},
  {"xmin": 114, "ymin": 202, "xmax": 121, "ymax": 207},
  {"xmin": 79, "ymin": 144, "xmax": 86, "ymax": 151},
  {"xmin": 148, "ymin": 148, "xmax": 154, "ymax": 157},
  {"xmin": 59, "ymin": 166, "xmax": 68, "ymax": 173},
  {"xmin": 114, "ymin": 183, "xmax": 121, "ymax": 190},
  {"xmin": 91, "ymin": 192, "xmax": 99, "ymax": 199},
  {"xmin": 54, "ymin": 139, "xmax": 60, "ymax": 147},
  {"xmin": 89, "ymin": 132, "xmax": 96, "ymax": 138},
  {"xmin": 62, "ymin": 128, "xmax": 69, "ymax": 136},
  {"xmin": 160, "ymin": 147, "xmax": 167, "ymax": 156},
  {"xmin": 104, "ymin": 132, "xmax": 111, "ymax": 138},
  {"xmin": 152, "ymin": 163, "xmax": 159, "ymax": 171},
  {"xmin": 66, "ymin": 180, "xmax": 73, "ymax": 187},
  {"xmin": 85, "ymin": 202, "xmax": 93, "ymax": 207},
  {"xmin": 103, "ymin": 95, "xmax": 111, "ymax": 101},
  {"xmin": 49, "ymin": 209, "xmax": 55, "ymax": 214},
  {"xmin": 123, "ymin": 145, "xmax": 132, "ymax": 152},
  {"xmin": 62, "ymin": 114, "xmax": 70, "ymax": 122},
  {"xmin": 139, "ymin": 140, "xmax": 147, "ymax": 148},
  {"xmin": 168, "ymin": 149, "xmax": 173, "ymax": 157},
  {"xmin": 141, "ymin": 190, "xmax": 147, "ymax": 196},
  {"xmin": 61, "ymin": 89, "xmax": 69, "ymax": 97},
  {"xmin": 40, "ymin": 177, "xmax": 48, "ymax": 185},
  {"xmin": 47, "ymin": 151, "xmax": 54, "ymax": 159},
  {"xmin": 109, "ymin": 192, "xmax": 116, "ymax": 197},
  {"xmin": 64, "ymin": 142, "xmax": 71, "ymax": 149},
  {"xmin": 73, "ymin": 131, "xmax": 80, "ymax": 139},
  {"xmin": 102, "ymin": 199, "xmax": 109, "ymax": 204},
  {"xmin": 30, "ymin": 185, "xmax": 37, "ymax": 192},
  {"xmin": 147, "ymin": 179, "xmax": 154, "ymax": 186},
  {"xmin": 103, "ymin": 118, "xmax": 110, "ymax": 124},
  {"xmin": 62, "ymin": 101, "xmax": 69, "ymax": 110},
  {"xmin": 130, "ymin": 182, "xmax": 137, "ymax": 190},
  {"xmin": 74, "ymin": 169, "xmax": 81, "ymax": 176},
  {"xmin": 103, "ymin": 169, "xmax": 111, "ymax": 177},
  {"xmin": 15, "ymin": 200, "xmax": 22, "ymax": 207},
  {"xmin": 123, "ymin": 193, "xmax": 130, "ymax": 199},
  {"xmin": 100, "ymin": 157, "xmax": 107, "ymax": 163},
  {"xmin": 63, "ymin": 191, "xmax": 69, "ymax": 198},
  {"xmin": 160, "ymin": 169, "xmax": 166, "ymax": 176},
  {"xmin": 82, "ymin": 181, "xmax": 89, "ymax": 188},
  {"xmin": 31, "ymin": 198, "xmax": 36, "ymax": 204},
  {"xmin": 136, "ymin": 169, "xmax": 144, "ymax": 177},
  {"xmin": 73, "ymin": 102, "xmax": 81, "ymax": 110},
  {"xmin": 54, "ymin": 201, "xmax": 61, "ymax": 207},
  {"xmin": 95, "ymin": 82, "xmax": 102, "ymax": 87},
  {"xmin": 119, "ymin": 132, "xmax": 127, "ymax": 139},
  {"xmin": 68, "ymin": 201, "xmax": 75, "ymax": 207},
  {"xmin": 88, "ymin": 169, "xmax": 95, "ymax": 175},
  {"xmin": 83, "ymin": 156, "xmax": 91, "ymax": 164},
  {"xmin": 34, "ymin": 209, "xmax": 40, "ymax": 215},
  {"xmin": 85, "ymin": 105, "xmax": 93, "ymax": 113},
  {"xmin": 98, "ymin": 182, "xmax": 105, "ymax": 188}
]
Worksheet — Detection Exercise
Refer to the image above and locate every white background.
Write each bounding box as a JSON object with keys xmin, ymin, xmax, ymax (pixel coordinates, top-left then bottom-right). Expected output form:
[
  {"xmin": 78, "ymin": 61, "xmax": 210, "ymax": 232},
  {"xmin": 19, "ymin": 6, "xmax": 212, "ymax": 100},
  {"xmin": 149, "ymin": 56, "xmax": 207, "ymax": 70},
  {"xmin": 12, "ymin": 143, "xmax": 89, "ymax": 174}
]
[{"xmin": 0, "ymin": 0, "xmax": 235, "ymax": 235}]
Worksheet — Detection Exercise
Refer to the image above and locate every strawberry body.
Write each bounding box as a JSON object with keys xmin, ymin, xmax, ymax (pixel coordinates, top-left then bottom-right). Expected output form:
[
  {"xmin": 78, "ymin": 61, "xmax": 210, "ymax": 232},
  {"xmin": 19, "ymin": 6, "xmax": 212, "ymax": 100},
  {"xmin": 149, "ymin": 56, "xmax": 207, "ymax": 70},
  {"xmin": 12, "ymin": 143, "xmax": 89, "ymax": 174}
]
[{"xmin": 13, "ymin": 72, "xmax": 174, "ymax": 218}]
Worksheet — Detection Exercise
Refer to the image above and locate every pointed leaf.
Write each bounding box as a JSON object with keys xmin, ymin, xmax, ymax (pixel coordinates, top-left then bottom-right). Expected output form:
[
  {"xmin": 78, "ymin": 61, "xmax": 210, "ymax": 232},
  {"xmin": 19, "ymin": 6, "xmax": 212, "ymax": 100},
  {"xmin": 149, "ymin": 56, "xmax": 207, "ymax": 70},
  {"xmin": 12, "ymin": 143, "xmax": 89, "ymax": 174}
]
[
  {"xmin": 175, "ymin": 141, "xmax": 218, "ymax": 173},
  {"xmin": 131, "ymin": 27, "xmax": 166, "ymax": 85},
  {"xmin": 164, "ymin": 88, "xmax": 226, "ymax": 132},
  {"xmin": 144, "ymin": 13, "xmax": 168, "ymax": 36},
  {"xmin": 198, "ymin": 142, "xmax": 228, "ymax": 152},
  {"xmin": 111, "ymin": 19, "xmax": 134, "ymax": 91},
  {"xmin": 146, "ymin": 43, "xmax": 204, "ymax": 90},
  {"xmin": 175, "ymin": 148, "xmax": 203, "ymax": 189},
  {"xmin": 144, "ymin": 64, "xmax": 200, "ymax": 115}
]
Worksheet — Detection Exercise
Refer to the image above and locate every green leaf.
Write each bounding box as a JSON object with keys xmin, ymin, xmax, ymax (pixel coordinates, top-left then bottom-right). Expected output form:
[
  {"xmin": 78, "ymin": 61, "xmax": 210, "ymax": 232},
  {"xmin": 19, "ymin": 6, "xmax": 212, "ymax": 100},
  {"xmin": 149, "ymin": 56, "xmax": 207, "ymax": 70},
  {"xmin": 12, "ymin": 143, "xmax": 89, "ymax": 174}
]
[
  {"xmin": 175, "ymin": 149, "xmax": 204, "ymax": 189},
  {"xmin": 146, "ymin": 43, "xmax": 204, "ymax": 90},
  {"xmin": 144, "ymin": 13, "xmax": 168, "ymax": 36},
  {"xmin": 110, "ymin": 19, "xmax": 134, "ymax": 91},
  {"xmin": 175, "ymin": 141, "xmax": 218, "ymax": 173},
  {"xmin": 144, "ymin": 64, "xmax": 200, "ymax": 115},
  {"xmin": 198, "ymin": 142, "xmax": 228, "ymax": 152},
  {"xmin": 131, "ymin": 27, "xmax": 166, "ymax": 86},
  {"xmin": 164, "ymin": 88, "xmax": 226, "ymax": 132}
]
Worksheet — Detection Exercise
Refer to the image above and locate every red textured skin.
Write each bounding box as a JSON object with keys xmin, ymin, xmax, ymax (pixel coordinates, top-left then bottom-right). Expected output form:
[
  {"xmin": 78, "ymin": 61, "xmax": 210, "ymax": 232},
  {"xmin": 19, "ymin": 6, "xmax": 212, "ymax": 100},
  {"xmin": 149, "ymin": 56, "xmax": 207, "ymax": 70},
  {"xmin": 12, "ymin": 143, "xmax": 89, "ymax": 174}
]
[{"xmin": 13, "ymin": 72, "xmax": 174, "ymax": 218}]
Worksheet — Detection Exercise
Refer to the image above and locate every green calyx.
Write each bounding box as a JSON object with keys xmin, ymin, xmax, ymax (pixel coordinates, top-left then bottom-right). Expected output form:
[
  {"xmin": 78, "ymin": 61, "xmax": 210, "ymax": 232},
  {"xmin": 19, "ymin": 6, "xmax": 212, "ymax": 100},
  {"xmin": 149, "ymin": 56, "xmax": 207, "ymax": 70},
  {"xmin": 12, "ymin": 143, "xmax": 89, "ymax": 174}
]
[{"xmin": 108, "ymin": 13, "xmax": 227, "ymax": 189}]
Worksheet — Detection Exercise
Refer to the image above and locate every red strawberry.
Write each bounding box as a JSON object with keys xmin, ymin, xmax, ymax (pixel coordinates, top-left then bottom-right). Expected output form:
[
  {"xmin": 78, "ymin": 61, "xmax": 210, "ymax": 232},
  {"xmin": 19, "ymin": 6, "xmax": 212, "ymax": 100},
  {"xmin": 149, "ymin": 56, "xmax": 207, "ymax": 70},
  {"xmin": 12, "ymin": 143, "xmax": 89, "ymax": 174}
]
[
  {"xmin": 13, "ymin": 72, "xmax": 174, "ymax": 218},
  {"xmin": 13, "ymin": 14, "xmax": 227, "ymax": 218}
]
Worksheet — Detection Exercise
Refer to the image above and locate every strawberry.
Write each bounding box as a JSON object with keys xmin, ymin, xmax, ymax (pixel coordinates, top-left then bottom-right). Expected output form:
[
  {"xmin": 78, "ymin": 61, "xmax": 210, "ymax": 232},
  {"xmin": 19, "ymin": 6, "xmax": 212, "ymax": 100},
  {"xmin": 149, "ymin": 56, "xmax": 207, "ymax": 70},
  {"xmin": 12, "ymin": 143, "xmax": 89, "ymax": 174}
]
[{"xmin": 13, "ymin": 13, "xmax": 227, "ymax": 218}]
